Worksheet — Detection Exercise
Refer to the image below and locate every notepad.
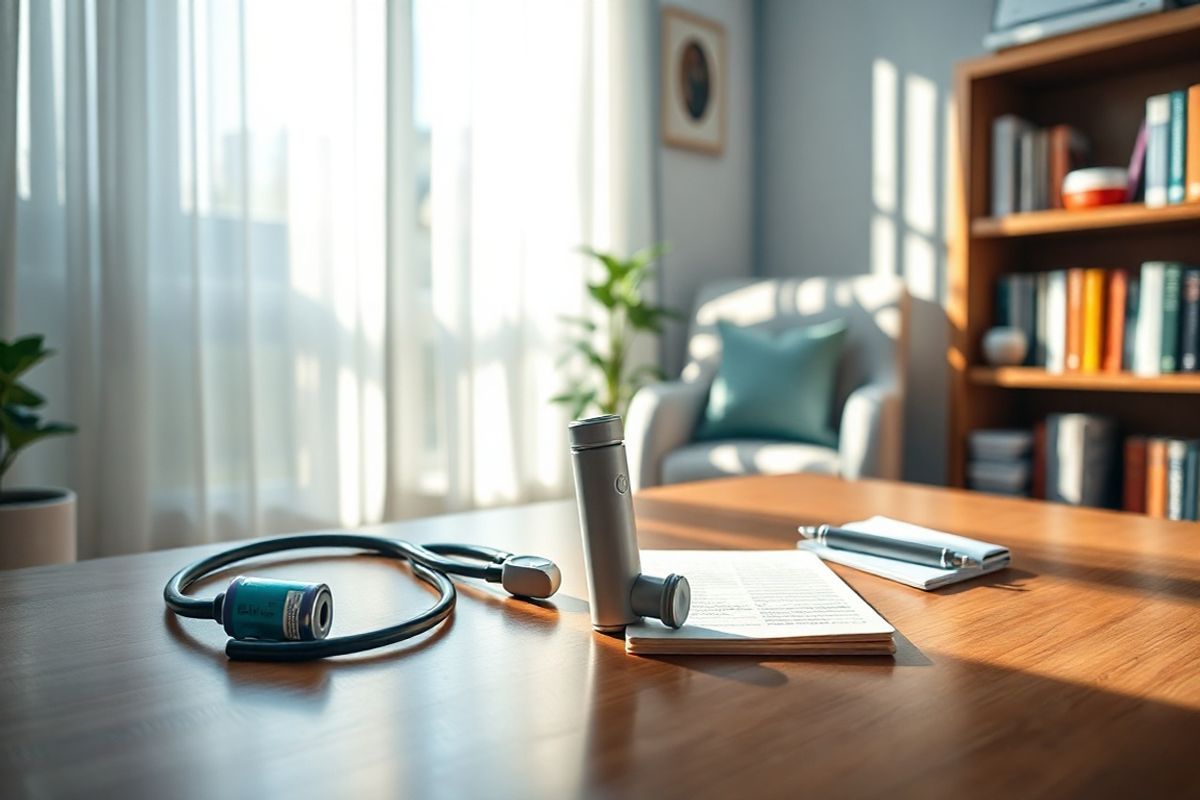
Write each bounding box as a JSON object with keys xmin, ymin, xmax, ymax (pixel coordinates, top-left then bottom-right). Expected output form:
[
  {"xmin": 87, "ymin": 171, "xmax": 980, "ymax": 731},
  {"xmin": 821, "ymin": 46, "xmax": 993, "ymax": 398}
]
[
  {"xmin": 796, "ymin": 515, "xmax": 1011, "ymax": 591},
  {"xmin": 624, "ymin": 550, "xmax": 895, "ymax": 656}
]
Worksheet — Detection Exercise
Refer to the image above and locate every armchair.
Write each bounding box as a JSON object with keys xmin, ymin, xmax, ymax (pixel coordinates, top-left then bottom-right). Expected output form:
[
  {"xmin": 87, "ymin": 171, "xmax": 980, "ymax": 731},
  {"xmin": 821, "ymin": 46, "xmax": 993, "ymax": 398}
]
[{"xmin": 626, "ymin": 275, "xmax": 909, "ymax": 490}]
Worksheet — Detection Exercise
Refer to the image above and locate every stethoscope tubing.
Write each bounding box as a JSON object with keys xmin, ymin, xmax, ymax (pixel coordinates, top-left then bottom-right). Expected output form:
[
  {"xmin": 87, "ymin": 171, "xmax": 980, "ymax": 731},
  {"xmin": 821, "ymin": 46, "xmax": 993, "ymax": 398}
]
[{"xmin": 164, "ymin": 533, "xmax": 510, "ymax": 662}]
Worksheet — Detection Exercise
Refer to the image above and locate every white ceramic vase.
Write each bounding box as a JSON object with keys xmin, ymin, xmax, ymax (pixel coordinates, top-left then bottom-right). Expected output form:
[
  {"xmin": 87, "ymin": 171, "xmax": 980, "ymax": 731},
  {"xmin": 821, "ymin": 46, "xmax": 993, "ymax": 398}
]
[
  {"xmin": 0, "ymin": 489, "xmax": 77, "ymax": 570},
  {"xmin": 982, "ymin": 326, "xmax": 1028, "ymax": 367}
]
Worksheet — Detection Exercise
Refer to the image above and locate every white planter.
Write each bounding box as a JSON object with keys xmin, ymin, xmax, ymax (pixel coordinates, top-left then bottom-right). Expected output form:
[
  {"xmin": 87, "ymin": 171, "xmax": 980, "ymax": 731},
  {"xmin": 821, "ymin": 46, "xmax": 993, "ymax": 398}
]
[{"xmin": 0, "ymin": 489, "xmax": 77, "ymax": 570}]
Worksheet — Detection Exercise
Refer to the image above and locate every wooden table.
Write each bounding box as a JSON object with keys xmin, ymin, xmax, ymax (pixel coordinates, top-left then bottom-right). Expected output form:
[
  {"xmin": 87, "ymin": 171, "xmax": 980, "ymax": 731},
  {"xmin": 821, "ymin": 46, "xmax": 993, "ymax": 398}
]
[{"xmin": 2, "ymin": 474, "xmax": 1199, "ymax": 798}]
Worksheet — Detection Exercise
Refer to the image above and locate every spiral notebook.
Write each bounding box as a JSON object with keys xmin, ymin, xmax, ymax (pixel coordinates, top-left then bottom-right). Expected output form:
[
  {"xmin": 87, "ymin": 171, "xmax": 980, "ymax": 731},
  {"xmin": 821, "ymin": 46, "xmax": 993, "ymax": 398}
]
[{"xmin": 624, "ymin": 550, "xmax": 895, "ymax": 656}]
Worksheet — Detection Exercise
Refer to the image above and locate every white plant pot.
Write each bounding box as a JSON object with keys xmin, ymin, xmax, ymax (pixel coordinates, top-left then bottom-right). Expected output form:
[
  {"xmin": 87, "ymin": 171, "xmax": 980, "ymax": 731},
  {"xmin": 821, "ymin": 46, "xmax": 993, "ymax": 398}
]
[{"xmin": 0, "ymin": 488, "xmax": 77, "ymax": 570}]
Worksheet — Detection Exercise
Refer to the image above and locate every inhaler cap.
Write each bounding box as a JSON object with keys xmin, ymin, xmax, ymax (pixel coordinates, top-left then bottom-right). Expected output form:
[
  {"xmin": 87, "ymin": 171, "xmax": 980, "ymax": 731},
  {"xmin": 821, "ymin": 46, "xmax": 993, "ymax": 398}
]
[{"xmin": 568, "ymin": 415, "xmax": 624, "ymax": 450}]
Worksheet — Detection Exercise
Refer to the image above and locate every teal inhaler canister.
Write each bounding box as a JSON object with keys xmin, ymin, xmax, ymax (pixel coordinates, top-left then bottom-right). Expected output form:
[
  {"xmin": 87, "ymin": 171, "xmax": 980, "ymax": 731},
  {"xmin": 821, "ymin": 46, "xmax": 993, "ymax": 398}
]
[{"xmin": 219, "ymin": 576, "xmax": 333, "ymax": 642}]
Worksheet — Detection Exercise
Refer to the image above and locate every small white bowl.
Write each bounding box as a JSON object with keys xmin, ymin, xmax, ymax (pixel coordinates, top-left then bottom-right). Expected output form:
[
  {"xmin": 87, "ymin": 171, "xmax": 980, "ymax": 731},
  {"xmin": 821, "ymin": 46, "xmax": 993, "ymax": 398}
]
[{"xmin": 982, "ymin": 326, "xmax": 1028, "ymax": 367}]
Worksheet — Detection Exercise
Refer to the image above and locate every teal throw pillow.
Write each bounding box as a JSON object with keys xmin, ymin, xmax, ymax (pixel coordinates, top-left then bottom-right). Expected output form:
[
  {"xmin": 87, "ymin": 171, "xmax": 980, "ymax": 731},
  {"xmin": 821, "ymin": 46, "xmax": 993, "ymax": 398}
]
[{"xmin": 695, "ymin": 318, "xmax": 847, "ymax": 447}]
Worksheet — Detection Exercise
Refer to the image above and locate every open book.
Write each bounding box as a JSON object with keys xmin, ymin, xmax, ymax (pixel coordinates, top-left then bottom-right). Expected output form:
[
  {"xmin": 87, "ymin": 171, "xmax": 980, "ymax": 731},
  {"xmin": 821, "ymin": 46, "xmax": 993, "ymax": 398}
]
[{"xmin": 625, "ymin": 550, "xmax": 895, "ymax": 656}]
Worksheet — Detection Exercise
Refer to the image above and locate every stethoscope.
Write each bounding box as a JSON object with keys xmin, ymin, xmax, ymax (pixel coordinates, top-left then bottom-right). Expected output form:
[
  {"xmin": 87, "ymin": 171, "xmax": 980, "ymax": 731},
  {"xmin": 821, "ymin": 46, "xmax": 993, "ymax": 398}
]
[{"xmin": 163, "ymin": 532, "xmax": 561, "ymax": 662}]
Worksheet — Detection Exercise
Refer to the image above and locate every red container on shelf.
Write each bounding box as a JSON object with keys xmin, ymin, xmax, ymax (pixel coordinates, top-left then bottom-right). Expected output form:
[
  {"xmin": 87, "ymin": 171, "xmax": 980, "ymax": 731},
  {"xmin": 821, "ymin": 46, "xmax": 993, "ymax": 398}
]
[{"xmin": 1061, "ymin": 167, "xmax": 1128, "ymax": 209}]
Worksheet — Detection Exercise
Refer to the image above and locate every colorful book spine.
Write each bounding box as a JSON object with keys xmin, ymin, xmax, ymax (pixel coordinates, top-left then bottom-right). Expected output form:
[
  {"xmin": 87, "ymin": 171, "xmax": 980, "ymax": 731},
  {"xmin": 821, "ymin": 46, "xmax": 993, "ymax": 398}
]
[
  {"xmin": 1166, "ymin": 439, "xmax": 1188, "ymax": 521},
  {"xmin": 1180, "ymin": 268, "xmax": 1200, "ymax": 373},
  {"xmin": 1134, "ymin": 263, "xmax": 1165, "ymax": 376},
  {"xmin": 991, "ymin": 115, "xmax": 1024, "ymax": 216},
  {"xmin": 1128, "ymin": 118, "xmax": 1149, "ymax": 203},
  {"xmin": 1123, "ymin": 436, "xmax": 1147, "ymax": 514},
  {"xmin": 1066, "ymin": 268, "xmax": 1085, "ymax": 372},
  {"xmin": 1161, "ymin": 265, "xmax": 1182, "ymax": 374},
  {"xmin": 1081, "ymin": 269, "xmax": 1105, "ymax": 373},
  {"xmin": 1019, "ymin": 130, "xmax": 1037, "ymax": 212},
  {"xmin": 1034, "ymin": 272, "xmax": 1049, "ymax": 367},
  {"xmin": 1123, "ymin": 276, "xmax": 1140, "ymax": 372},
  {"xmin": 1014, "ymin": 274, "xmax": 1037, "ymax": 367},
  {"xmin": 1144, "ymin": 94, "xmax": 1170, "ymax": 208},
  {"xmin": 1185, "ymin": 442, "xmax": 1200, "ymax": 522},
  {"xmin": 1167, "ymin": 90, "xmax": 1187, "ymax": 205},
  {"xmin": 1102, "ymin": 269, "xmax": 1128, "ymax": 374},
  {"xmin": 1146, "ymin": 437, "xmax": 1168, "ymax": 518},
  {"xmin": 1046, "ymin": 270, "xmax": 1068, "ymax": 374},
  {"xmin": 1189, "ymin": 85, "xmax": 1200, "ymax": 203}
]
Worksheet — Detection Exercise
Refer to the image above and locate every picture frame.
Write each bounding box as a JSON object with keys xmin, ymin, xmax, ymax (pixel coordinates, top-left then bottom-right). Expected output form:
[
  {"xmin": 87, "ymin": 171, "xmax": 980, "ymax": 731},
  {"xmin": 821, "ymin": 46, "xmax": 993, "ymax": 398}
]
[{"xmin": 660, "ymin": 7, "xmax": 727, "ymax": 156}]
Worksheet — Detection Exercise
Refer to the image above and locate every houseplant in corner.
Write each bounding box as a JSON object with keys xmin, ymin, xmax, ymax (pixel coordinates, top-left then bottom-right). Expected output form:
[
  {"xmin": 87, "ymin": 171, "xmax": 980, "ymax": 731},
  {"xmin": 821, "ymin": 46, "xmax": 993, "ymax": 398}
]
[
  {"xmin": 552, "ymin": 244, "xmax": 680, "ymax": 420},
  {"xmin": 0, "ymin": 335, "xmax": 78, "ymax": 569}
]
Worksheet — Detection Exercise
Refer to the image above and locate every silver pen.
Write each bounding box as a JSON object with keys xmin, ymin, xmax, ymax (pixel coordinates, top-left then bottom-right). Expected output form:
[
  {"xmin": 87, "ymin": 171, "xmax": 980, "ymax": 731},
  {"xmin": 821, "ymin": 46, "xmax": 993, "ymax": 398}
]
[{"xmin": 799, "ymin": 524, "xmax": 981, "ymax": 569}]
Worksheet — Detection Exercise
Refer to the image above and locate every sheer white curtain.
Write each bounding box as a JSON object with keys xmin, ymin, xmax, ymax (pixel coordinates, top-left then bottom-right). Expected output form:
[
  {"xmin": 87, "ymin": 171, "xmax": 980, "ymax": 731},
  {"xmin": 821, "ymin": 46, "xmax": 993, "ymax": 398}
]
[{"xmin": 7, "ymin": 0, "xmax": 655, "ymax": 557}]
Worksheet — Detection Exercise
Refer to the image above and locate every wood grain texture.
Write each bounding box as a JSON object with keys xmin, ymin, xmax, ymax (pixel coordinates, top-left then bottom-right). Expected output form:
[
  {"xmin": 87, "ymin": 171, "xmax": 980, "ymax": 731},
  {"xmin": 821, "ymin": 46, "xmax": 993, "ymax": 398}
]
[
  {"xmin": 969, "ymin": 366, "xmax": 1200, "ymax": 393},
  {"xmin": 972, "ymin": 202, "xmax": 1200, "ymax": 238},
  {"xmin": 2, "ymin": 474, "xmax": 1200, "ymax": 799}
]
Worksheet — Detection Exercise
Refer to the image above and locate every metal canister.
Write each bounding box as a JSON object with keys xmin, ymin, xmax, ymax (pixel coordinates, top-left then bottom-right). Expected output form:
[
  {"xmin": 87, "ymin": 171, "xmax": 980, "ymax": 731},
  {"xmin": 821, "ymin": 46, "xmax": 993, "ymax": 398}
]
[
  {"xmin": 220, "ymin": 576, "xmax": 333, "ymax": 641},
  {"xmin": 568, "ymin": 415, "xmax": 644, "ymax": 632}
]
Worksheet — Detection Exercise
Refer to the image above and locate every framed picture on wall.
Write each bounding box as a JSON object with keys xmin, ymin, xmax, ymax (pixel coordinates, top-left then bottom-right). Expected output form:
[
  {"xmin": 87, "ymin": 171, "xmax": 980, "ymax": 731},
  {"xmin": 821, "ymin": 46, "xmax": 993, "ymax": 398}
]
[{"xmin": 660, "ymin": 7, "xmax": 726, "ymax": 156}]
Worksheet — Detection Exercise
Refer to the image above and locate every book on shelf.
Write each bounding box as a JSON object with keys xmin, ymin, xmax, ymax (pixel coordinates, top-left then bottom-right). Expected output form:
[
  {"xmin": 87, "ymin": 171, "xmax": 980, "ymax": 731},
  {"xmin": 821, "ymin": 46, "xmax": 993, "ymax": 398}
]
[
  {"xmin": 1082, "ymin": 268, "xmax": 1105, "ymax": 373},
  {"xmin": 1125, "ymin": 436, "xmax": 1199, "ymax": 521},
  {"xmin": 1180, "ymin": 269, "xmax": 1200, "ymax": 372},
  {"xmin": 1167, "ymin": 89, "xmax": 1188, "ymax": 205},
  {"xmin": 1145, "ymin": 94, "xmax": 1171, "ymax": 208},
  {"xmin": 1167, "ymin": 439, "xmax": 1189, "ymax": 521},
  {"xmin": 1146, "ymin": 438, "xmax": 1168, "ymax": 518},
  {"xmin": 1123, "ymin": 436, "xmax": 1148, "ymax": 514},
  {"xmin": 1045, "ymin": 414, "xmax": 1118, "ymax": 508},
  {"xmin": 977, "ymin": 421, "xmax": 1200, "ymax": 521},
  {"xmin": 1123, "ymin": 275, "xmax": 1140, "ymax": 372},
  {"xmin": 1160, "ymin": 265, "xmax": 1183, "ymax": 373},
  {"xmin": 1187, "ymin": 444, "xmax": 1200, "ymax": 522},
  {"xmin": 1066, "ymin": 268, "xmax": 1085, "ymax": 371},
  {"xmin": 1127, "ymin": 118, "xmax": 1148, "ymax": 203},
  {"xmin": 1046, "ymin": 270, "xmax": 1068, "ymax": 373},
  {"xmin": 1102, "ymin": 269, "xmax": 1129, "ymax": 373},
  {"xmin": 1189, "ymin": 84, "xmax": 1200, "ymax": 203},
  {"xmin": 1134, "ymin": 262, "xmax": 1166, "ymax": 376},
  {"xmin": 990, "ymin": 115, "xmax": 1088, "ymax": 216},
  {"xmin": 996, "ymin": 262, "xmax": 1199, "ymax": 376}
]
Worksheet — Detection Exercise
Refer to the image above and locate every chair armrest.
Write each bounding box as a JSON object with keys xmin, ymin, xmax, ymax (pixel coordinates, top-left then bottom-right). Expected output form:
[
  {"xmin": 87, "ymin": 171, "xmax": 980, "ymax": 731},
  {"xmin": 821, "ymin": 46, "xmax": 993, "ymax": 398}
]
[
  {"xmin": 625, "ymin": 380, "xmax": 709, "ymax": 491},
  {"xmin": 838, "ymin": 382, "xmax": 903, "ymax": 480}
]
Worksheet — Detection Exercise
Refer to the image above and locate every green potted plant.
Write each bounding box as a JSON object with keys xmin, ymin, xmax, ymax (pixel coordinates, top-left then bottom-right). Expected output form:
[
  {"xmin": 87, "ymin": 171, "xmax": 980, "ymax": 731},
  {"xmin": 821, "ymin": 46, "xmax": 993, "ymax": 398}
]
[
  {"xmin": 0, "ymin": 335, "xmax": 78, "ymax": 569},
  {"xmin": 552, "ymin": 244, "xmax": 680, "ymax": 420}
]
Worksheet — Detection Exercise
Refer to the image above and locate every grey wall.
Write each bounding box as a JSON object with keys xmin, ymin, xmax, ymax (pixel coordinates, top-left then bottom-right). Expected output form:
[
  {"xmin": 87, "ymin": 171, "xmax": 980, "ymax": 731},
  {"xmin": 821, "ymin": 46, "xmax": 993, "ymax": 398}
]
[
  {"xmin": 756, "ymin": 0, "xmax": 992, "ymax": 484},
  {"xmin": 658, "ymin": 0, "xmax": 756, "ymax": 378}
]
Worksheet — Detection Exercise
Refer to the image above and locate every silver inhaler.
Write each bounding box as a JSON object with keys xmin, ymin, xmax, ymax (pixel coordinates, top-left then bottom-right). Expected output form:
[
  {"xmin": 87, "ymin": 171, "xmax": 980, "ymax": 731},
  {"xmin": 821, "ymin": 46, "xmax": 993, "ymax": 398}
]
[{"xmin": 568, "ymin": 415, "xmax": 690, "ymax": 633}]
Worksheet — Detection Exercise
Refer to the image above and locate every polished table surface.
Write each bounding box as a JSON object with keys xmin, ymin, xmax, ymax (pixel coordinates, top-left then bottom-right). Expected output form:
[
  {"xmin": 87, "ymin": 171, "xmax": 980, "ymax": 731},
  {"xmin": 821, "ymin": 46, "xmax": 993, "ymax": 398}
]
[{"xmin": 2, "ymin": 474, "xmax": 1199, "ymax": 798}]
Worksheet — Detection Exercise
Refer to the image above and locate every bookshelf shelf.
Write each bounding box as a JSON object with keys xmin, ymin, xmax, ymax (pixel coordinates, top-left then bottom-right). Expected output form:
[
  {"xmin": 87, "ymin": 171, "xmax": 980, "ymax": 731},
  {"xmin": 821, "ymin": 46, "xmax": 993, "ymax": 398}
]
[
  {"xmin": 972, "ymin": 202, "xmax": 1200, "ymax": 238},
  {"xmin": 968, "ymin": 367, "xmax": 1200, "ymax": 394}
]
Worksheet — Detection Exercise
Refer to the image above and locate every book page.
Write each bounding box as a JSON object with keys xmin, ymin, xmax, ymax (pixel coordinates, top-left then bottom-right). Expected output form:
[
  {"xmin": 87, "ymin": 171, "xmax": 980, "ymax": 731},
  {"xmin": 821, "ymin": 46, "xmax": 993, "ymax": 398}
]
[{"xmin": 627, "ymin": 550, "xmax": 893, "ymax": 642}]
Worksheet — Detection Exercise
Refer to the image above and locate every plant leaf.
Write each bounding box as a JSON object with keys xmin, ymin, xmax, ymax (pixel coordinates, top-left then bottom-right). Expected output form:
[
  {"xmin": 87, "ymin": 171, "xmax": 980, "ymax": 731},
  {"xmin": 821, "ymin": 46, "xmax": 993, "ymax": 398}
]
[
  {"xmin": 587, "ymin": 282, "xmax": 617, "ymax": 309},
  {"xmin": 573, "ymin": 340, "xmax": 606, "ymax": 370},
  {"xmin": 557, "ymin": 314, "xmax": 597, "ymax": 332},
  {"xmin": 0, "ymin": 335, "xmax": 50, "ymax": 381},
  {"xmin": 7, "ymin": 382, "xmax": 46, "ymax": 408},
  {"xmin": 0, "ymin": 406, "xmax": 76, "ymax": 452}
]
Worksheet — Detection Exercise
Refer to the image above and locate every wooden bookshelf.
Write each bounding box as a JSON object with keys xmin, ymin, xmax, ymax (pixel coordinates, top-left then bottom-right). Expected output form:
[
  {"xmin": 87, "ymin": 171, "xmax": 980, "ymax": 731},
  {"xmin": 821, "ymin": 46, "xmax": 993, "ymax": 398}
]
[{"xmin": 948, "ymin": 7, "xmax": 1200, "ymax": 489}]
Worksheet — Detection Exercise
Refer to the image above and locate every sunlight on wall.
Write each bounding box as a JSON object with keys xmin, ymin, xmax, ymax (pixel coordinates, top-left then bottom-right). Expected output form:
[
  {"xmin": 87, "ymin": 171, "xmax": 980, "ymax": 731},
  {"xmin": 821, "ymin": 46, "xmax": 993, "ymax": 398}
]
[
  {"xmin": 870, "ymin": 59, "xmax": 946, "ymax": 306},
  {"xmin": 871, "ymin": 59, "xmax": 897, "ymax": 216}
]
